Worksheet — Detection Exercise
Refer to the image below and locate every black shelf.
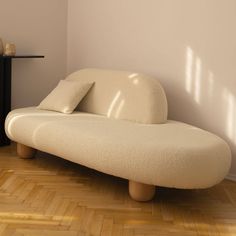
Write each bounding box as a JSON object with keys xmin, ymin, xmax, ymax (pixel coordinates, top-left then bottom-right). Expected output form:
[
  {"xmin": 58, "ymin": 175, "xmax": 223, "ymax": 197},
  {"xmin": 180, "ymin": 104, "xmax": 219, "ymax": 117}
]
[
  {"xmin": 0, "ymin": 55, "xmax": 44, "ymax": 146},
  {"xmin": 0, "ymin": 55, "xmax": 44, "ymax": 58}
]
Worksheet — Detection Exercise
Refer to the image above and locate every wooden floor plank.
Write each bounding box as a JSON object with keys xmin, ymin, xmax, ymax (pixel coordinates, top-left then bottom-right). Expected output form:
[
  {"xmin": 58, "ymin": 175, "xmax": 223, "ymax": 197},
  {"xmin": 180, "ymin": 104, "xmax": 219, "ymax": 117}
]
[{"xmin": 0, "ymin": 144, "xmax": 235, "ymax": 235}]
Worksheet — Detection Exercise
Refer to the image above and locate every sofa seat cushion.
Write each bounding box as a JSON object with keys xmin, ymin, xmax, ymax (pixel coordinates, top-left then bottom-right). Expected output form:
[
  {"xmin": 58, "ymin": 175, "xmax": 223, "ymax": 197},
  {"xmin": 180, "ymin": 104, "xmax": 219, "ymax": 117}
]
[{"xmin": 5, "ymin": 107, "xmax": 231, "ymax": 189}]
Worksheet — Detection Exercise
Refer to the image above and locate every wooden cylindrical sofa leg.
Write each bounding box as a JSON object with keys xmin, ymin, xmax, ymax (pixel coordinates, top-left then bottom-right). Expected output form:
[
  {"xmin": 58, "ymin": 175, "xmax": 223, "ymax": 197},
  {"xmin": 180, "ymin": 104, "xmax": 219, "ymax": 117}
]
[
  {"xmin": 17, "ymin": 143, "xmax": 36, "ymax": 159},
  {"xmin": 129, "ymin": 180, "xmax": 156, "ymax": 202}
]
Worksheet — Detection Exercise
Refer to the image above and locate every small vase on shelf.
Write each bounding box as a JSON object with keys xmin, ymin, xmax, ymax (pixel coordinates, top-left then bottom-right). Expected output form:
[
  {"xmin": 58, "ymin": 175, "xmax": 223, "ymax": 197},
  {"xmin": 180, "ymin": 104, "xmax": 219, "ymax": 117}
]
[{"xmin": 4, "ymin": 43, "xmax": 16, "ymax": 56}]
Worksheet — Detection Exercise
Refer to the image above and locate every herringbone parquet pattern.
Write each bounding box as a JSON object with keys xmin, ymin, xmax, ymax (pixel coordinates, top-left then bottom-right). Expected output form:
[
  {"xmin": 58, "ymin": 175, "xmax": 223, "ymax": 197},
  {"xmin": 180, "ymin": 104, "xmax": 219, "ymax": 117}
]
[{"xmin": 0, "ymin": 144, "xmax": 236, "ymax": 235}]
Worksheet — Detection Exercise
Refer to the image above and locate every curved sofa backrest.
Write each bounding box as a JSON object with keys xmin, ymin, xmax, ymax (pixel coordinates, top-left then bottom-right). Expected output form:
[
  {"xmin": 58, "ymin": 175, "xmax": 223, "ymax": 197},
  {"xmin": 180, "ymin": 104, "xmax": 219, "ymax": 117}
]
[{"xmin": 66, "ymin": 68, "xmax": 168, "ymax": 124}]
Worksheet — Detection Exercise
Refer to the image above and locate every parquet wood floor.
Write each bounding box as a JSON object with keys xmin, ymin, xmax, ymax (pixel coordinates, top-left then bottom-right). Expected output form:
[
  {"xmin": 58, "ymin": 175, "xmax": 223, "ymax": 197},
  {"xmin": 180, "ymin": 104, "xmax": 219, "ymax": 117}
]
[{"xmin": 0, "ymin": 144, "xmax": 236, "ymax": 235}]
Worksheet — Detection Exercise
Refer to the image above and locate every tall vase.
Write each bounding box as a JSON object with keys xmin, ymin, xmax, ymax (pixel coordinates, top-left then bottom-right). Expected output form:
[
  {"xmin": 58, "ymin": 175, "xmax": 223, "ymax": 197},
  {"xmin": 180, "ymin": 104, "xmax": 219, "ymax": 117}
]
[{"xmin": 0, "ymin": 38, "xmax": 3, "ymax": 55}]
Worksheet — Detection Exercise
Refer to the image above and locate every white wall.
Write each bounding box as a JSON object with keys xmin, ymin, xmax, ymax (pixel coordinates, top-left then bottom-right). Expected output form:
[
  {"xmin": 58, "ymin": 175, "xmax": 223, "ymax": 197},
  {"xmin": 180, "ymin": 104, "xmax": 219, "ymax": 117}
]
[
  {"xmin": 67, "ymin": 0, "xmax": 236, "ymax": 176},
  {"xmin": 0, "ymin": 0, "xmax": 68, "ymax": 108}
]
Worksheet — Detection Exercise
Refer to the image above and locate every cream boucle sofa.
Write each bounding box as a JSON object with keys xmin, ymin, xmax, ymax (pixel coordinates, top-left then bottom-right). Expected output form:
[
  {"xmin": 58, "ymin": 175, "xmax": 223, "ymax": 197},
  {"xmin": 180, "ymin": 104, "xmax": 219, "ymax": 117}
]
[{"xmin": 5, "ymin": 69, "xmax": 231, "ymax": 201}]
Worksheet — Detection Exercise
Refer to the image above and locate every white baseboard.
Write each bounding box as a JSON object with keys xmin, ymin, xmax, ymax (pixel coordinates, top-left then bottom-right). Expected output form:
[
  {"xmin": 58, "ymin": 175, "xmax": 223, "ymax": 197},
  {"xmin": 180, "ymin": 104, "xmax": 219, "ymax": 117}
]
[{"xmin": 225, "ymin": 174, "xmax": 236, "ymax": 182}]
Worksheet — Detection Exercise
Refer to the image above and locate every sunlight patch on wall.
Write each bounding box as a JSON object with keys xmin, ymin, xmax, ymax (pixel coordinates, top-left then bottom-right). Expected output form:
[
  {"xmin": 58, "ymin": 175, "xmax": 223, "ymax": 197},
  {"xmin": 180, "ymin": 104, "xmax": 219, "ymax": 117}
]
[
  {"xmin": 185, "ymin": 46, "xmax": 203, "ymax": 105},
  {"xmin": 223, "ymin": 88, "xmax": 236, "ymax": 144},
  {"xmin": 185, "ymin": 47, "xmax": 194, "ymax": 94}
]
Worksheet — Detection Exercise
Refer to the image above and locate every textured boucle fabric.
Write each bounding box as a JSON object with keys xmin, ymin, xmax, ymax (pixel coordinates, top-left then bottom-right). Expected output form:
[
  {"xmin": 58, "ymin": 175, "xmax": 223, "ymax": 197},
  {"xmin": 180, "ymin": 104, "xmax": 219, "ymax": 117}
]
[
  {"xmin": 66, "ymin": 68, "xmax": 168, "ymax": 124},
  {"xmin": 37, "ymin": 80, "xmax": 94, "ymax": 113},
  {"xmin": 5, "ymin": 107, "xmax": 231, "ymax": 189}
]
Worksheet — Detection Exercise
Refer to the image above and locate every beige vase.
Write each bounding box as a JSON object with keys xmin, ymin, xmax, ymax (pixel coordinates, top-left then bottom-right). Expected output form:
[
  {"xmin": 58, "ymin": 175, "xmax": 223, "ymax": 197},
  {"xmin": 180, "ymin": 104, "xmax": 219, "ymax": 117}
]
[
  {"xmin": 0, "ymin": 38, "xmax": 3, "ymax": 55},
  {"xmin": 4, "ymin": 43, "xmax": 16, "ymax": 56}
]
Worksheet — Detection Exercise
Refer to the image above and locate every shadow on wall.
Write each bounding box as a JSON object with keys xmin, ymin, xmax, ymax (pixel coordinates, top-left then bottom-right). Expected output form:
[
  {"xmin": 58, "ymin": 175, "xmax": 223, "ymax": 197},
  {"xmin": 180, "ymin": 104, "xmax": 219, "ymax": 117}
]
[{"xmin": 184, "ymin": 46, "xmax": 236, "ymax": 175}]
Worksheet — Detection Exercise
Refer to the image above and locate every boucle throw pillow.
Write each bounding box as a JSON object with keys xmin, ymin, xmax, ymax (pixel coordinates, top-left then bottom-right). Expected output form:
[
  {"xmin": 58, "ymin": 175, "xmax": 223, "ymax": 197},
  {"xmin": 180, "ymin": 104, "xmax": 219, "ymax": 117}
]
[{"xmin": 37, "ymin": 80, "xmax": 94, "ymax": 113}]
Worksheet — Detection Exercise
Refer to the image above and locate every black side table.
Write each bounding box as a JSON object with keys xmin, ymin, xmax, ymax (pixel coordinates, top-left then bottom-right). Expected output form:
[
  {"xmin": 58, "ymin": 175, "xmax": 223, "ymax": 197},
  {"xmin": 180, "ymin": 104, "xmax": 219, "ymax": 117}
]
[{"xmin": 0, "ymin": 55, "xmax": 44, "ymax": 146}]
